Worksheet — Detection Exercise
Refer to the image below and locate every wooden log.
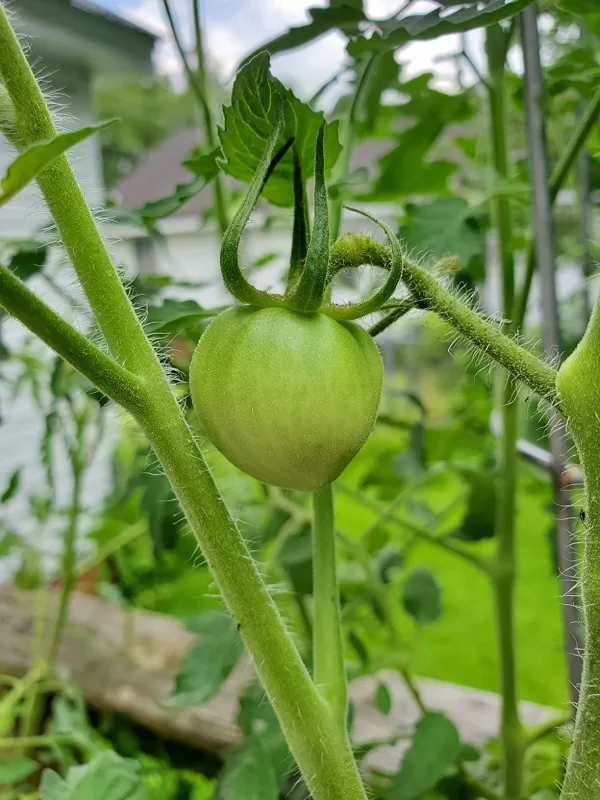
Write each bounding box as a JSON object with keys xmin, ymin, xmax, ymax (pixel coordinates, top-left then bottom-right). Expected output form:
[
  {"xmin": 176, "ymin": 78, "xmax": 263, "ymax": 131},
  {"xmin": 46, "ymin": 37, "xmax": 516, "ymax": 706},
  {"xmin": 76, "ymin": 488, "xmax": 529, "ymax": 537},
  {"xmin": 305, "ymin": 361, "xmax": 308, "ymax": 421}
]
[{"xmin": 0, "ymin": 587, "xmax": 563, "ymax": 774}]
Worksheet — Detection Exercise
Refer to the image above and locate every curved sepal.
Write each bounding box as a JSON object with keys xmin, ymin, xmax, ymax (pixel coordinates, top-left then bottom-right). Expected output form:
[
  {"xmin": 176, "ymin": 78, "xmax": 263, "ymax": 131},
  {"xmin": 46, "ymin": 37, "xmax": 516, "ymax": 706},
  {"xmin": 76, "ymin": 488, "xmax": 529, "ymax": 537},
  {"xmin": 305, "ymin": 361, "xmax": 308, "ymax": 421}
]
[
  {"xmin": 320, "ymin": 206, "xmax": 404, "ymax": 320},
  {"xmin": 286, "ymin": 123, "xmax": 330, "ymax": 312},
  {"xmin": 220, "ymin": 99, "xmax": 288, "ymax": 308}
]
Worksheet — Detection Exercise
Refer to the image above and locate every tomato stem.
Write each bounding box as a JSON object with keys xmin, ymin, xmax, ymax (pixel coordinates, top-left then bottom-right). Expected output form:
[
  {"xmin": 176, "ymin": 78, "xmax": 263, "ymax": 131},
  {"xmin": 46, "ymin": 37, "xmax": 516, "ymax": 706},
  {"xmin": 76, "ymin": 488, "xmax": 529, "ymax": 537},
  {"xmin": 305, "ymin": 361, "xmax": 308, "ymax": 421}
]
[
  {"xmin": 0, "ymin": 12, "xmax": 368, "ymax": 798},
  {"xmin": 287, "ymin": 123, "xmax": 330, "ymax": 312},
  {"xmin": 313, "ymin": 483, "xmax": 348, "ymax": 730}
]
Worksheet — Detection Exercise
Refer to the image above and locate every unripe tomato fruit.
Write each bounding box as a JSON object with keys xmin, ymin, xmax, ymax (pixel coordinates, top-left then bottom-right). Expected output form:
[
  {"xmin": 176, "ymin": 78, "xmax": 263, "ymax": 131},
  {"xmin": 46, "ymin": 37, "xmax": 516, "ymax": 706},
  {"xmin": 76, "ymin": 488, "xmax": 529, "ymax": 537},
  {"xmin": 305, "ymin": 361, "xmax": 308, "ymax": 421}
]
[{"xmin": 190, "ymin": 306, "xmax": 383, "ymax": 491}]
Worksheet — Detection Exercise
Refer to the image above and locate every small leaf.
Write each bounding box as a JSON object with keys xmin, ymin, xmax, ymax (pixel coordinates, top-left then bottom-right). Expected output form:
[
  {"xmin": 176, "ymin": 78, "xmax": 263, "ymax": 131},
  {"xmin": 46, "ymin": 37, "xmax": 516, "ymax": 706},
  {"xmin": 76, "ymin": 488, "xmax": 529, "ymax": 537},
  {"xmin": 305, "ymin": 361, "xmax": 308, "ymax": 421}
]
[
  {"xmin": 0, "ymin": 531, "xmax": 20, "ymax": 557},
  {"xmin": 182, "ymin": 146, "xmax": 221, "ymax": 179},
  {"xmin": 349, "ymin": 629, "xmax": 369, "ymax": 665},
  {"xmin": 219, "ymin": 52, "xmax": 341, "ymax": 207},
  {"xmin": 136, "ymin": 175, "xmax": 209, "ymax": 223},
  {"xmin": 400, "ymin": 197, "xmax": 486, "ymax": 270},
  {"xmin": 222, "ymin": 737, "xmax": 278, "ymax": 800},
  {"xmin": 15, "ymin": 548, "xmax": 43, "ymax": 590},
  {"xmin": 402, "ymin": 567, "xmax": 442, "ymax": 626},
  {"xmin": 40, "ymin": 751, "xmax": 146, "ymax": 800},
  {"xmin": 0, "ymin": 120, "xmax": 116, "ymax": 208},
  {"xmin": 167, "ymin": 612, "xmax": 243, "ymax": 707},
  {"xmin": 389, "ymin": 712, "xmax": 461, "ymax": 799},
  {"xmin": 459, "ymin": 742, "xmax": 481, "ymax": 762},
  {"xmin": 144, "ymin": 299, "xmax": 225, "ymax": 335},
  {"xmin": 278, "ymin": 527, "xmax": 313, "ymax": 596},
  {"xmin": 245, "ymin": 4, "xmax": 366, "ymax": 60},
  {"xmin": 8, "ymin": 244, "xmax": 48, "ymax": 281},
  {"xmin": 375, "ymin": 681, "xmax": 392, "ymax": 715},
  {"xmin": 349, "ymin": 0, "xmax": 536, "ymax": 55},
  {"xmin": 376, "ymin": 544, "xmax": 403, "ymax": 585},
  {"xmin": 1, "ymin": 469, "xmax": 21, "ymax": 503},
  {"xmin": 0, "ymin": 757, "xmax": 38, "ymax": 783}
]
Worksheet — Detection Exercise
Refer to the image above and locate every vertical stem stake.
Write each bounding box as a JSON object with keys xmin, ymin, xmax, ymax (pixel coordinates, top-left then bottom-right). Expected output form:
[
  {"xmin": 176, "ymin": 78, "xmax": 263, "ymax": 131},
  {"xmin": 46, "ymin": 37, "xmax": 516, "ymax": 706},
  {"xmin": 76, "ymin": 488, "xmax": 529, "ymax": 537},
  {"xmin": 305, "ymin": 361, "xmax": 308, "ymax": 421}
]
[
  {"xmin": 521, "ymin": 2, "xmax": 582, "ymax": 707},
  {"xmin": 313, "ymin": 482, "xmax": 348, "ymax": 729}
]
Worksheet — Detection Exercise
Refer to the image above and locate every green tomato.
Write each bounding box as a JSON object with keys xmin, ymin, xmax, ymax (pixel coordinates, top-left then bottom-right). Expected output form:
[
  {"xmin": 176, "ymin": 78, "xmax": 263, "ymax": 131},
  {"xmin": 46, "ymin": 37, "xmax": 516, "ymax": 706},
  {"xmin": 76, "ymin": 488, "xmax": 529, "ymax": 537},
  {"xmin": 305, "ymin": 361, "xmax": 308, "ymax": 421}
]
[{"xmin": 190, "ymin": 306, "xmax": 383, "ymax": 491}]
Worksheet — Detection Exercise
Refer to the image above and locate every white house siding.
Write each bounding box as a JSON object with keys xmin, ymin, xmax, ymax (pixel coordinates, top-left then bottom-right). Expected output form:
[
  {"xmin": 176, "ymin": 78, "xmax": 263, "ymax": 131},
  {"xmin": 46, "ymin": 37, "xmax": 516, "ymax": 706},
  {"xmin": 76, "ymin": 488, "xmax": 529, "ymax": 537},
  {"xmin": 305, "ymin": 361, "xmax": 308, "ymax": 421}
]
[{"xmin": 0, "ymin": 64, "xmax": 115, "ymax": 577}]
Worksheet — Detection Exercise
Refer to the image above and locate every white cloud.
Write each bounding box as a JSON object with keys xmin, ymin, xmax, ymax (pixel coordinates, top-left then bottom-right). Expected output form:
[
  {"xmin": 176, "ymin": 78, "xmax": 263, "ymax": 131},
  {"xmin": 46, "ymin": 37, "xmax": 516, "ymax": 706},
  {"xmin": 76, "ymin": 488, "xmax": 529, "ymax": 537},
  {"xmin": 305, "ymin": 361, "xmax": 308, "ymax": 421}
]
[{"xmin": 109, "ymin": 0, "xmax": 478, "ymax": 95}]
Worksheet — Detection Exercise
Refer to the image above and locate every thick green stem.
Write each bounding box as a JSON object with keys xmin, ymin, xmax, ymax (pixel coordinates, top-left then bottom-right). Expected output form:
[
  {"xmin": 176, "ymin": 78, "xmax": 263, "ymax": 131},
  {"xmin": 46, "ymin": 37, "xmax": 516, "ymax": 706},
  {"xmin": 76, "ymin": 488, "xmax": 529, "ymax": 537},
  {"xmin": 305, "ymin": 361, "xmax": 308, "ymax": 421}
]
[
  {"xmin": 558, "ymin": 311, "xmax": 600, "ymax": 799},
  {"xmin": 313, "ymin": 483, "xmax": 347, "ymax": 729},
  {"xmin": 486, "ymin": 25, "xmax": 523, "ymax": 799},
  {"xmin": 0, "ymin": 11, "xmax": 161, "ymax": 379},
  {"xmin": 140, "ymin": 406, "xmax": 366, "ymax": 800},
  {"xmin": 0, "ymin": 264, "xmax": 143, "ymax": 412},
  {"xmin": 0, "ymin": 12, "xmax": 367, "ymax": 798}
]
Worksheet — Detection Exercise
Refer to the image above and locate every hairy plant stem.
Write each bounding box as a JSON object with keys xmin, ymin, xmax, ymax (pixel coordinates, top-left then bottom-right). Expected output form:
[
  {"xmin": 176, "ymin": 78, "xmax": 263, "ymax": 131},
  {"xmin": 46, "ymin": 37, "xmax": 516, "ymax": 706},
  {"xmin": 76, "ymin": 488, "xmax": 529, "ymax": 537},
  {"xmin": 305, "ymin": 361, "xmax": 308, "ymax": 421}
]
[
  {"xmin": 558, "ymin": 308, "xmax": 600, "ymax": 799},
  {"xmin": 486, "ymin": 24, "xmax": 523, "ymax": 799},
  {"xmin": 0, "ymin": 11, "xmax": 367, "ymax": 798},
  {"xmin": 20, "ymin": 406, "xmax": 87, "ymax": 747},
  {"xmin": 313, "ymin": 483, "xmax": 348, "ymax": 729},
  {"xmin": 46, "ymin": 417, "xmax": 85, "ymax": 668},
  {"xmin": 164, "ymin": 0, "xmax": 229, "ymax": 234}
]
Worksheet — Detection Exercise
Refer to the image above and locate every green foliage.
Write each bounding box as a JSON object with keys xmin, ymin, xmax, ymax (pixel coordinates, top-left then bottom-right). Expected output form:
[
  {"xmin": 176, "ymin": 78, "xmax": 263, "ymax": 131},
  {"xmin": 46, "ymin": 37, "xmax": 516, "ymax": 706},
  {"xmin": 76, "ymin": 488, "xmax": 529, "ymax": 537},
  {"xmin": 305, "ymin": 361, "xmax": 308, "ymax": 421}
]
[
  {"xmin": 400, "ymin": 198, "xmax": 487, "ymax": 273},
  {"xmin": 389, "ymin": 712, "xmax": 461, "ymax": 800},
  {"xmin": 0, "ymin": 121, "xmax": 115, "ymax": 207},
  {"xmin": 40, "ymin": 752, "xmax": 146, "ymax": 800},
  {"xmin": 0, "ymin": 757, "xmax": 38, "ymax": 783},
  {"xmin": 245, "ymin": 3, "xmax": 366, "ymax": 59},
  {"xmin": 218, "ymin": 52, "xmax": 341, "ymax": 206},
  {"xmin": 375, "ymin": 680, "xmax": 392, "ymax": 715},
  {"xmin": 349, "ymin": 0, "xmax": 537, "ymax": 55},
  {"xmin": 401, "ymin": 567, "xmax": 442, "ymax": 626},
  {"xmin": 0, "ymin": 468, "xmax": 20, "ymax": 502},
  {"xmin": 6, "ymin": 241, "xmax": 47, "ymax": 281},
  {"xmin": 168, "ymin": 612, "xmax": 243, "ymax": 707},
  {"xmin": 220, "ymin": 737, "xmax": 278, "ymax": 800}
]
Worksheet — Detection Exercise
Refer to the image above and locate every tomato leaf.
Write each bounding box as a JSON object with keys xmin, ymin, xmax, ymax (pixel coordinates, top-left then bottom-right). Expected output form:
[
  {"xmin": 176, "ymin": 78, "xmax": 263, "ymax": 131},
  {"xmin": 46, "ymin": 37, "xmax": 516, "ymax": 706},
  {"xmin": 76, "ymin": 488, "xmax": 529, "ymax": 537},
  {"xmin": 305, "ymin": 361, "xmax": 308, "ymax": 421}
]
[
  {"xmin": 40, "ymin": 751, "xmax": 146, "ymax": 800},
  {"xmin": 222, "ymin": 737, "xmax": 278, "ymax": 800},
  {"xmin": 219, "ymin": 52, "xmax": 341, "ymax": 207},
  {"xmin": 402, "ymin": 567, "xmax": 442, "ymax": 626},
  {"xmin": 349, "ymin": 0, "xmax": 536, "ymax": 55},
  {"xmin": 167, "ymin": 612, "xmax": 243, "ymax": 707},
  {"xmin": 389, "ymin": 712, "xmax": 461, "ymax": 799},
  {"xmin": 244, "ymin": 4, "xmax": 366, "ymax": 60},
  {"xmin": 278, "ymin": 527, "xmax": 313, "ymax": 595},
  {"xmin": 1, "ymin": 469, "xmax": 21, "ymax": 503},
  {"xmin": 0, "ymin": 120, "xmax": 116, "ymax": 208},
  {"xmin": 8, "ymin": 243, "xmax": 48, "ymax": 281},
  {"xmin": 400, "ymin": 197, "xmax": 486, "ymax": 269},
  {"xmin": 182, "ymin": 146, "xmax": 221, "ymax": 179},
  {"xmin": 144, "ymin": 299, "xmax": 225, "ymax": 335},
  {"xmin": 0, "ymin": 757, "xmax": 38, "ymax": 784},
  {"xmin": 375, "ymin": 680, "xmax": 392, "ymax": 715}
]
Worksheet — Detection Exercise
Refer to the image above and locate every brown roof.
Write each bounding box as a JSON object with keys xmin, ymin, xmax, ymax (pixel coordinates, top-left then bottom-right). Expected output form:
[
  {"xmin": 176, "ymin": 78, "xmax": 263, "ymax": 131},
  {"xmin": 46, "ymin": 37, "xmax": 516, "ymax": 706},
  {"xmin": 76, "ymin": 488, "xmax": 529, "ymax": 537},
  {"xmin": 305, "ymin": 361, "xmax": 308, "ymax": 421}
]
[{"xmin": 113, "ymin": 129, "xmax": 398, "ymax": 220}]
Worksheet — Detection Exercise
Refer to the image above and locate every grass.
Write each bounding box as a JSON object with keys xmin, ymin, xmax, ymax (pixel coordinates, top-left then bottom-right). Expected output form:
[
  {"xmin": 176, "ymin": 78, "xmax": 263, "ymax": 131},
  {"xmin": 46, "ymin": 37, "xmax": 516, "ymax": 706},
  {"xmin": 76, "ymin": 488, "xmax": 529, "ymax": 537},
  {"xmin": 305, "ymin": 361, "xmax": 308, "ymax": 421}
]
[{"xmin": 406, "ymin": 464, "xmax": 570, "ymax": 709}]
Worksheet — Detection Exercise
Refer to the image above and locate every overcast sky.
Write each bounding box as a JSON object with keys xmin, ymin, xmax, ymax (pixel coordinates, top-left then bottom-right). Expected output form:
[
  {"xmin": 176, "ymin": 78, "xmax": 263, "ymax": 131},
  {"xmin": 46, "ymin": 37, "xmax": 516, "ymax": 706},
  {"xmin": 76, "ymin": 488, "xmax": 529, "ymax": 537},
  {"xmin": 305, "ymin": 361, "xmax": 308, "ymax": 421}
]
[{"xmin": 91, "ymin": 0, "xmax": 484, "ymax": 98}]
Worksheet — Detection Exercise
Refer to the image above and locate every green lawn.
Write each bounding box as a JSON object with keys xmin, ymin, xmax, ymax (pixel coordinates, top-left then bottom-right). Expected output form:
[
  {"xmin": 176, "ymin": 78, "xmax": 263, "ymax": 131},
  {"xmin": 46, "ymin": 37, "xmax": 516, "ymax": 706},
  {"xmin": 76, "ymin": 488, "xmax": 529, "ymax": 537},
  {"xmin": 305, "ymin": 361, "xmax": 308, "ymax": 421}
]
[{"xmin": 403, "ymin": 466, "xmax": 570, "ymax": 710}]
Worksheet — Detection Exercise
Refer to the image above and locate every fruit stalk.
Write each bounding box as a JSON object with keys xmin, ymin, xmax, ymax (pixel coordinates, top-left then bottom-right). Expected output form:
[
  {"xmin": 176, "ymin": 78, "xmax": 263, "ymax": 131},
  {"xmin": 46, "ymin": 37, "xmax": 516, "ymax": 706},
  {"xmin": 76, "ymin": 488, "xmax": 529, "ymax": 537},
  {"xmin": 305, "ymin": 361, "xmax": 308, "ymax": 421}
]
[{"xmin": 313, "ymin": 482, "xmax": 347, "ymax": 729}]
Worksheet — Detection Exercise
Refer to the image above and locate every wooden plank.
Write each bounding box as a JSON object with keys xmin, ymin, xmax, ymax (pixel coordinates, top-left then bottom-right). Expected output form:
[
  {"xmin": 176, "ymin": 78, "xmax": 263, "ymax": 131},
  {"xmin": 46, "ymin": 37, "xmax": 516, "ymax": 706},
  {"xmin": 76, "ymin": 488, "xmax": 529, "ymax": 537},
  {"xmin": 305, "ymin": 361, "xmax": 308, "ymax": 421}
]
[{"xmin": 0, "ymin": 587, "xmax": 562, "ymax": 774}]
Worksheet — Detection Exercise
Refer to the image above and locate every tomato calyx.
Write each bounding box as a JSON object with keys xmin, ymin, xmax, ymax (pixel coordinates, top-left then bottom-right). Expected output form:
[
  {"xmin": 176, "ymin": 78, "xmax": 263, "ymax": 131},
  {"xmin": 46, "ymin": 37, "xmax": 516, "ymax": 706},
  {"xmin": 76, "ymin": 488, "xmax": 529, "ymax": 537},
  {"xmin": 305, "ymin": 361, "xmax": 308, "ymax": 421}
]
[{"xmin": 219, "ymin": 94, "xmax": 404, "ymax": 322}]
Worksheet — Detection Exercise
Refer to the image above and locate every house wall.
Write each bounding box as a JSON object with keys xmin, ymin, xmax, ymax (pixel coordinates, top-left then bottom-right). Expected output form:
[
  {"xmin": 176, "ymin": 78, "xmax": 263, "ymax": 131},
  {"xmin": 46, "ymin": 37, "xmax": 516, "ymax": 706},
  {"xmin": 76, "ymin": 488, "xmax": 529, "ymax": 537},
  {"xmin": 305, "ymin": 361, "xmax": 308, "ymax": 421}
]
[{"xmin": 0, "ymin": 61, "xmax": 113, "ymax": 578}]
